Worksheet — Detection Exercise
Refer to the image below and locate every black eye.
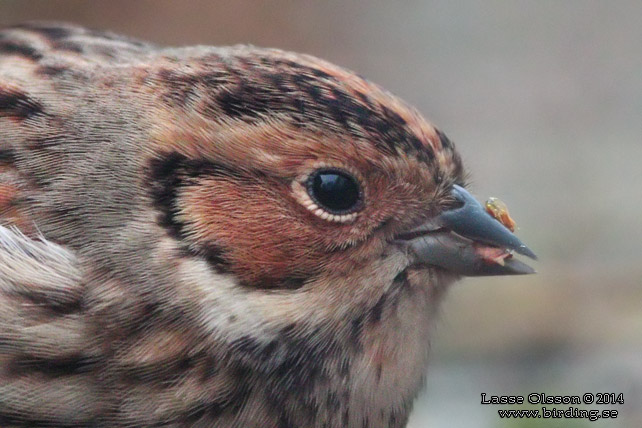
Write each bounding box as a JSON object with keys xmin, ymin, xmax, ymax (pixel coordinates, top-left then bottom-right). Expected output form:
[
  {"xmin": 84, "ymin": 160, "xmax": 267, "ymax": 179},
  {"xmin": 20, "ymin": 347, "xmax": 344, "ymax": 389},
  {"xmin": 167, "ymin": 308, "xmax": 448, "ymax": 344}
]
[{"xmin": 307, "ymin": 169, "xmax": 362, "ymax": 214}]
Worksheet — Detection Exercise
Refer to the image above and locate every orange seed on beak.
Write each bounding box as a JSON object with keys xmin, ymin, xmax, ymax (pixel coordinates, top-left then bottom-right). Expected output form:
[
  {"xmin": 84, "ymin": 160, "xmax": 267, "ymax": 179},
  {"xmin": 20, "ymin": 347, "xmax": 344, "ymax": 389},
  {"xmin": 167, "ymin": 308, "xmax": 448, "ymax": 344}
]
[{"xmin": 485, "ymin": 197, "xmax": 516, "ymax": 232}]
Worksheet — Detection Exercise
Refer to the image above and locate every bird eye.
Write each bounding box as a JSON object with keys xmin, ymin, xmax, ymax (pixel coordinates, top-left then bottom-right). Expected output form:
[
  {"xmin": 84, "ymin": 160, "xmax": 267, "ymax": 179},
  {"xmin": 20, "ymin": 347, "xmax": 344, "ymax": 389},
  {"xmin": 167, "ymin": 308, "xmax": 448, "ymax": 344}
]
[{"xmin": 307, "ymin": 169, "xmax": 362, "ymax": 215}]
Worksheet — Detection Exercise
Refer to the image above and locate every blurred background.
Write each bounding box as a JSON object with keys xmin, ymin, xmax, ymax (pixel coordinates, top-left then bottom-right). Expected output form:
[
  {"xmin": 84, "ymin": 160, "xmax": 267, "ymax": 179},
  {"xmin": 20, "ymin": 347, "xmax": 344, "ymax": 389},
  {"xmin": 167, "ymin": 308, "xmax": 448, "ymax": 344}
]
[{"xmin": 1, "ymin": 1, "xmax": 640, "ymax": 427}]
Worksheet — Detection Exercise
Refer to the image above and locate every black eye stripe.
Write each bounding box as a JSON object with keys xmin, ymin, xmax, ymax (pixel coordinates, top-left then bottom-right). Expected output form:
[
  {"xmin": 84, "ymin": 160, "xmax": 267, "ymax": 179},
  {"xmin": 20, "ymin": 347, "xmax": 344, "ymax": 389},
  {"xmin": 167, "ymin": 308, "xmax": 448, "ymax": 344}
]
[{"xmin": 306, "ymin": 168, "xmax": 362, "ymax": 215}]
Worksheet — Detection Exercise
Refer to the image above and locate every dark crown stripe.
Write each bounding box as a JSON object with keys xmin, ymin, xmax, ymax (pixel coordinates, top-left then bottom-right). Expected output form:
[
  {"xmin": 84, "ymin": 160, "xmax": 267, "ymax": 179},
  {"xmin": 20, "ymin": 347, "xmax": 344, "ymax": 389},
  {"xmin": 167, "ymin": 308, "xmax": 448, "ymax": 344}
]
[
  {"xmin": 435, "ymin": 128, "xmax": 454, "ymax": 150},
  {"xmin": 163, "ymin": 53, "xmax": 439, "ymax": 164},
  {"xmin": 0, "ymin": 41, "xmax": 42, "ymax": 60},
  {"xmin": 13, "ymin": 24, "xmax": 72, "ymax": 40}
]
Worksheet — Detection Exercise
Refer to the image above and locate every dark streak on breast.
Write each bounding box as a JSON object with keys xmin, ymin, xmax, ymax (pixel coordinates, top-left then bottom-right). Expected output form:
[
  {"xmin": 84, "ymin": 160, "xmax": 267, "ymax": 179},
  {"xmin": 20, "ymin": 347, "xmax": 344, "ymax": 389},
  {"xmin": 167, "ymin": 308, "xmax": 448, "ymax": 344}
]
[
  {"xmin": 0, "ymin": 149, "xmax": 15, "ymax": 164},
  {"xmin": 0, "ymin": 87, "xmax": 45, "ymax": 119},
  {"xmin": 8, "ymin": 288, "xmax": 82, "ymax": 316},
  {"xmin": 8, "ymin": 353, "xmax": 95, "ymax": 378},
  {"xmin": 36, "ymin": 64, "xmax": 69, "ymax": 77},
  {"xmin": 369, "ymin": 291, "xmax": 387, "ymax": 324},
  {"xmin": 117, "ymin": 354, "xmax": 197, "ymax": 384},
  {"xmin": 0, "ymin": 413, "xmax": 88, "ymax": 428}
]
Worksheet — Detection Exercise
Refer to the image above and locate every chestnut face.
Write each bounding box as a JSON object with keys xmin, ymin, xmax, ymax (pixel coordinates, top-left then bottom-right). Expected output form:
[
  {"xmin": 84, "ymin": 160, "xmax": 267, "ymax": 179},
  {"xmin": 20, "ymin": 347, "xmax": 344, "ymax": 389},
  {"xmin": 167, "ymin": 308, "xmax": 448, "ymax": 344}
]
[
  {"xmin": 141, "ymin": 49, "xmax": 469, "ymax": 290},
  {"xmin": 143, "ymin": 48, "xmax": 533, "ymax": 293}
]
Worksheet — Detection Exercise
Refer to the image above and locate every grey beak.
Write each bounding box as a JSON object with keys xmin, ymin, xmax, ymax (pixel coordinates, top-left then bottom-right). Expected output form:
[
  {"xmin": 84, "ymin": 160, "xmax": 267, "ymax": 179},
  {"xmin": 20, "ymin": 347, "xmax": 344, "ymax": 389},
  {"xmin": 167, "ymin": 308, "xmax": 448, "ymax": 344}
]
[{"xmin": 398, "ymin": 185, "xmax": 537, "ymax": 276}]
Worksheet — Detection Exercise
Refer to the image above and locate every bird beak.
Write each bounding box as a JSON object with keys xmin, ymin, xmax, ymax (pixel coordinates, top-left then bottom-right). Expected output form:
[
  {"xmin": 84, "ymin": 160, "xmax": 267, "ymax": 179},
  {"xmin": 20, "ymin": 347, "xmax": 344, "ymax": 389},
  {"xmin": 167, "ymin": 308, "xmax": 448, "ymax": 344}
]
[{"xmin": 396, "ymin": 185, "xmax": 537, "ymax": 276}]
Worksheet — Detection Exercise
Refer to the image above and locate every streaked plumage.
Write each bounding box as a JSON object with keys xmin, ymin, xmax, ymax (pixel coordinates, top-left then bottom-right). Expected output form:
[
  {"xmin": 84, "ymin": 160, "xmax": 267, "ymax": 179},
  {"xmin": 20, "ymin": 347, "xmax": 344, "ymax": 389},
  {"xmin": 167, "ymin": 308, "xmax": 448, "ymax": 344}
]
[{"xmin": 0, "ymin": 22, "xmax": 534, "ymax": 428}]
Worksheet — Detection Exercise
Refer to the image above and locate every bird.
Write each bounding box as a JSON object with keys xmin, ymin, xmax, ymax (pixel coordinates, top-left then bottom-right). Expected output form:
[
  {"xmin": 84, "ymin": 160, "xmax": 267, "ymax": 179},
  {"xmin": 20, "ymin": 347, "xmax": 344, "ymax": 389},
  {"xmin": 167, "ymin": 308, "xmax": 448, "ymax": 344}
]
[{"xmin": 0, "ymin": 22, "xmax": 535, "ymax": 428}]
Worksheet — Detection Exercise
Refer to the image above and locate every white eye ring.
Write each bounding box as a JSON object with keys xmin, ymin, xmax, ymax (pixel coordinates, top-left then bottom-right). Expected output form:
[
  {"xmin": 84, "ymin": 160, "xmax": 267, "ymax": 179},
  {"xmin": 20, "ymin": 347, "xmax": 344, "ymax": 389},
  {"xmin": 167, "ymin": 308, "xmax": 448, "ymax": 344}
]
[{"xmin": 292, "ymin": 163, "xmax": 363, "ymax": 223}]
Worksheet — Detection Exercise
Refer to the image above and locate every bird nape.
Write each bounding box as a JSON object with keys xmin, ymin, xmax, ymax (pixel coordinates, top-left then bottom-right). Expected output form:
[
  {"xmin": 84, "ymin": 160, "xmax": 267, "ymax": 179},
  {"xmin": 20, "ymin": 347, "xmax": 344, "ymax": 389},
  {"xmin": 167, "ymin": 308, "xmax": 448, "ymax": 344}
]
[{"xmin": 0, "ymin": 22, "xmax": 535, "ymax": 428}]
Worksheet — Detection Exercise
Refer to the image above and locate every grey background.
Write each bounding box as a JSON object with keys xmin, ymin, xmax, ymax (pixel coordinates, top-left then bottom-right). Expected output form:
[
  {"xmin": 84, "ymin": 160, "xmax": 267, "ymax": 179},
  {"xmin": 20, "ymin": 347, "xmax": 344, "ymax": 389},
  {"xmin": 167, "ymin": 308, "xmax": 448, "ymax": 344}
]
[{"xmin": 1, "ymin": 1, "xmax": 640, "ymax": 427}]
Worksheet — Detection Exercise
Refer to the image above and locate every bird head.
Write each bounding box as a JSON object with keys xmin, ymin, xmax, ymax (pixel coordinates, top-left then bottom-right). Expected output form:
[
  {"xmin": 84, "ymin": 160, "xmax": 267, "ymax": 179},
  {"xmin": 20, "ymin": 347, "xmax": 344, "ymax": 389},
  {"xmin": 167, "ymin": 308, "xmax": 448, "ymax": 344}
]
[{"xmin": 140, "ymin": 47, "xmax": 534, "ymax": 294}]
